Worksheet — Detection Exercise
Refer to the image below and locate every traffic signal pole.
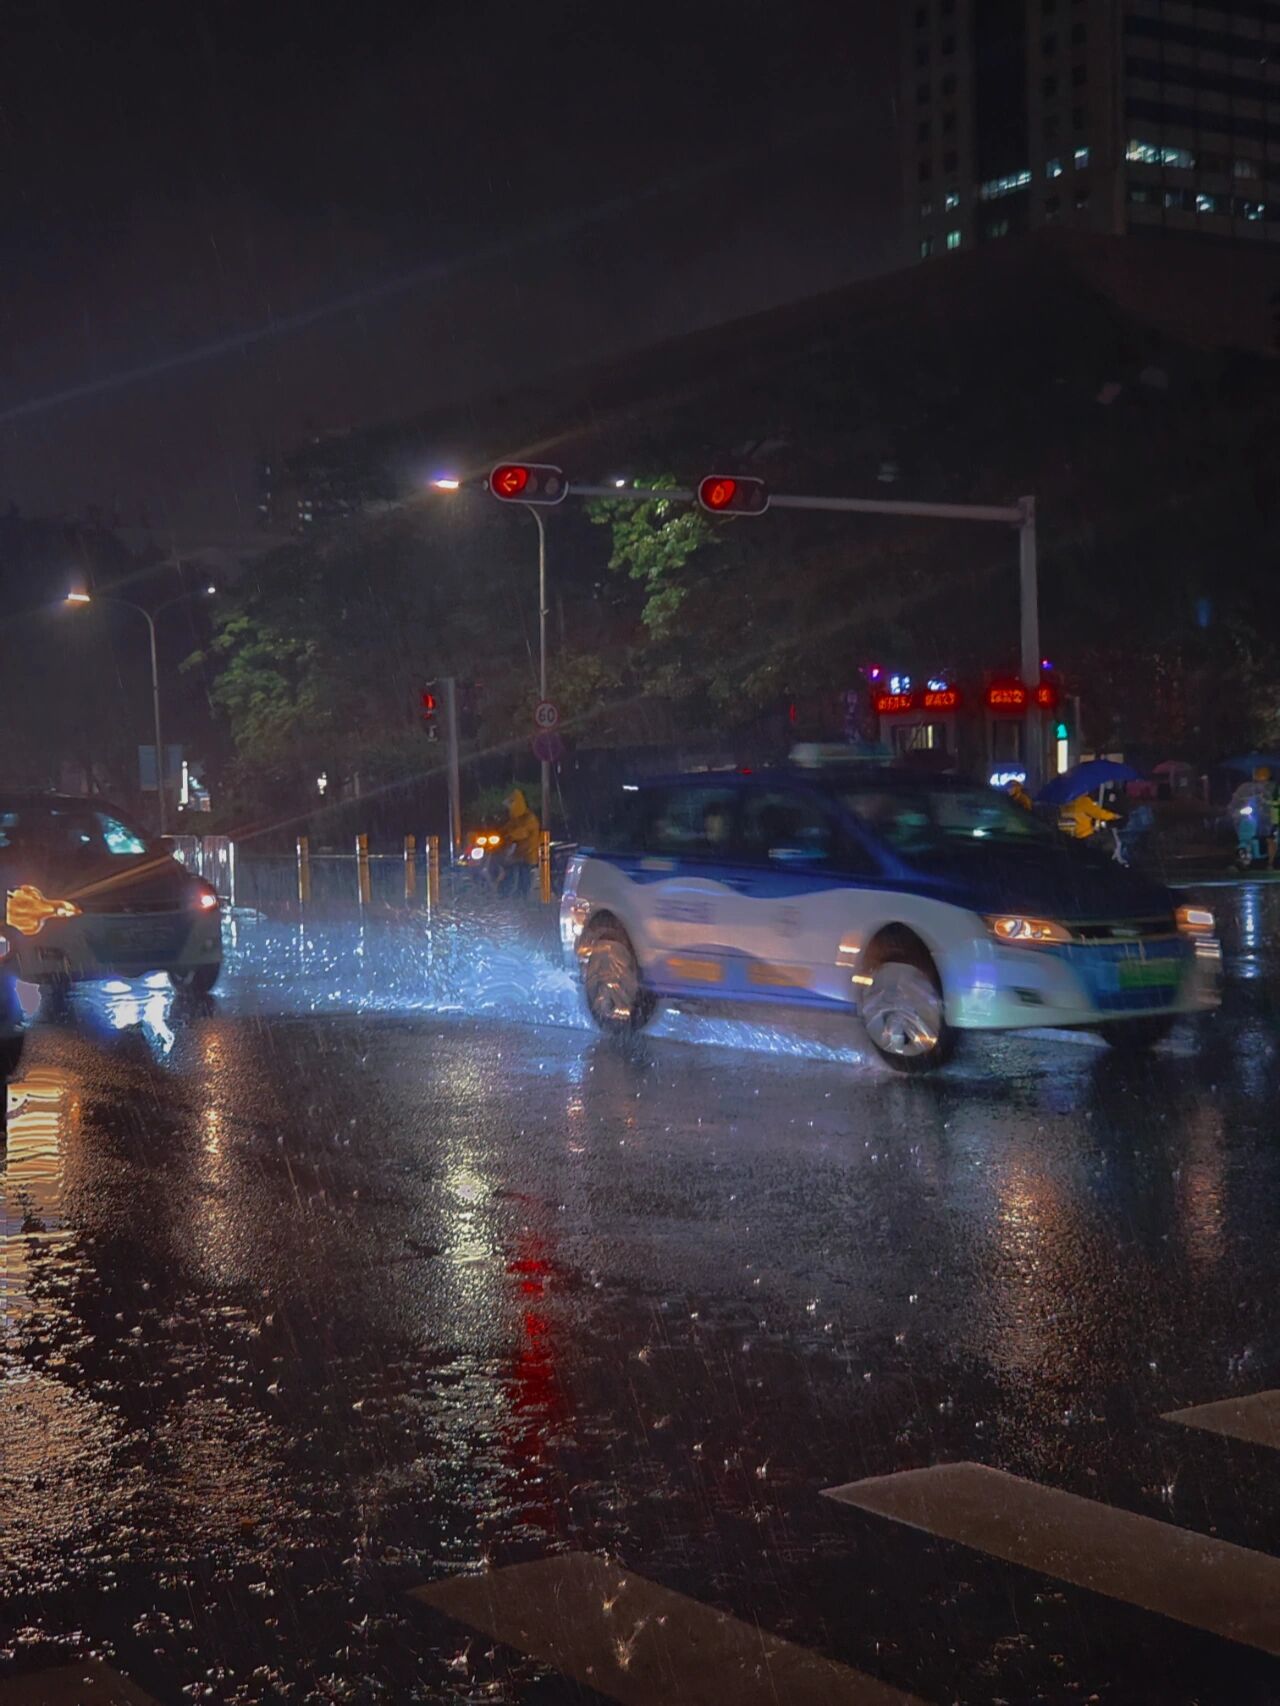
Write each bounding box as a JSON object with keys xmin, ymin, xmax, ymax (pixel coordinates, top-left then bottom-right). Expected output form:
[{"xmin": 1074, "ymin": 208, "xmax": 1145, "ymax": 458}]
[
  {"xmin": 443, "ymin": 675, "xmax": 462, "ymax": 865},
  {"xmin": 566, "ymin": 482, "xmax": 1042, "ymax": 783},
  {"xmin": 475, "ymin": 466, "xmax": 1044, "ymax": 783},
  {"xmin": 526, "ymin": 504, "xmax": 550, "ymax": 836}
]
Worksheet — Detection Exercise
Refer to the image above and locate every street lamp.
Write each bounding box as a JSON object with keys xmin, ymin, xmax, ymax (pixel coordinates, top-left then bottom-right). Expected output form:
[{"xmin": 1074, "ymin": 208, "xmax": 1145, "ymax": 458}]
[
  {"xmin": 429, "ymin": 476, "xmax": 554, "ymax": 835},
  {"xmin": 65, "ymin": 585, "xmax": 215, "ymax": 836}
]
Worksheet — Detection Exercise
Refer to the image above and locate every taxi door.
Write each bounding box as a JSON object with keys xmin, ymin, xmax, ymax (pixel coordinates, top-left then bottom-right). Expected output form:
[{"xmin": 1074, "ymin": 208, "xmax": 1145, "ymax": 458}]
[
  {"xmin": 638, "ymin": 782, "xmax": 748, "ymax": 993},
  {"xmin": 732, "ymin": 784, "xmax": 879, "ymax": 1003}
]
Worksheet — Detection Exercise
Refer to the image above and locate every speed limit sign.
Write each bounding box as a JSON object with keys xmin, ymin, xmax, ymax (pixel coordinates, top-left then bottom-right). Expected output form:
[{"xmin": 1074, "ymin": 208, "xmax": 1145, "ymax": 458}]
[{"xmin": 533, "ymin": 700, "xmax": 560, "ymax": 731}]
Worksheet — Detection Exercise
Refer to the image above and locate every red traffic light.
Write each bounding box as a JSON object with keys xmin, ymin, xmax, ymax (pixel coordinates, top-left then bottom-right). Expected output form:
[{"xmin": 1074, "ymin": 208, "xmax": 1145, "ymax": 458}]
[
  {"xmin": 696, "ymin": 474, "xmax": 769, "ymax": 515},
  {"xmin": 489, "ymin": 462, "xmax": 568, "ymax": 505}
]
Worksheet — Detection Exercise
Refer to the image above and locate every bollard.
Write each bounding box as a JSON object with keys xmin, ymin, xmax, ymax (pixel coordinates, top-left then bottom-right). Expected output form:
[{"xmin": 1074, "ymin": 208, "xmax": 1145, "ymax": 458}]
[
  {"xmin": 404, "ymin": 834, "xmax": 417, "ymax": 903},
  {"xmin": 356, "ymin": 833, "xmax": 372, "ymax": 907},
  {"xmin": 426, "ymin": 834, "xmax": 441, "ymax": 909},
  {"xmin": 538, "ymin": 830, "xmax": 552, "ymax": 904},
  {"xmin": 297, "ymin": 835, "xmax": 311, "ymax": 906}
]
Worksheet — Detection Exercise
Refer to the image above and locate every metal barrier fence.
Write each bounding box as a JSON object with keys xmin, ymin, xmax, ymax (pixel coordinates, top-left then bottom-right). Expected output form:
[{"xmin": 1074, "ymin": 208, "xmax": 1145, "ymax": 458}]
[{"xmin": 168, "ymin": 833, "xmax": 573, "ymax": 918}]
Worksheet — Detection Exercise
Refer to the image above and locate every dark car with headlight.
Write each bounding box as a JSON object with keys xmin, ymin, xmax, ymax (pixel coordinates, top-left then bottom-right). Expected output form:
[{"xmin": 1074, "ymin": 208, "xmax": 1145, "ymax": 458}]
[{"xmin": 0, "ymin": 794, "xmax": 222, "ymax": 1001}]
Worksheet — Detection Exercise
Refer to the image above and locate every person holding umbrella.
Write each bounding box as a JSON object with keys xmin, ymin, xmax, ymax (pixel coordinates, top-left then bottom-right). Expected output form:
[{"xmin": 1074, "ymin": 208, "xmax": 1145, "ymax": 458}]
[{"xmin": 1037, "ymin": 759, "xmax": 1142, "ymax": 855}]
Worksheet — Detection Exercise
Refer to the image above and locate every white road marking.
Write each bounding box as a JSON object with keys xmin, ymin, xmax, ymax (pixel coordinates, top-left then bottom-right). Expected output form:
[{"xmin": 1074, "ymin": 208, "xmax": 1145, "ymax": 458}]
[
  {"xmin": 1163, "ymin": 1390, "xmax": 1280, "ymax": 1451},
  {"xmin": 824, "ymin": 1461, "xmax": 1280, "ymax": 1656},
  {"xmin": 0, "ymin": 1662, "xmax": 160, "ymax": 1704},
  {"xmin": 412, "ymin": 1551, "xmax": 924, "ymax": 1705}
]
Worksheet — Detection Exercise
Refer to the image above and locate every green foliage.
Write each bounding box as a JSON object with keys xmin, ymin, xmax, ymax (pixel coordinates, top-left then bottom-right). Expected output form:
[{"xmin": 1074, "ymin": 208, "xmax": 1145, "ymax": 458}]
[{"xmin": 587, "ymin": 476, "xmax": 718, "ymax": 634}]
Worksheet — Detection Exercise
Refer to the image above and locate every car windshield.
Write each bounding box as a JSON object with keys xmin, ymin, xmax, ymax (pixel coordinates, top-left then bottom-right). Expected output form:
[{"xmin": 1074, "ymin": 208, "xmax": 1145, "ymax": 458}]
[
  {"xmin": 0, "ymin": 806, "xmax": 149, "ymax": 858},
  {"xmin": 840, "ymin": 785, "xmax": 1058, "ymax": 855}
]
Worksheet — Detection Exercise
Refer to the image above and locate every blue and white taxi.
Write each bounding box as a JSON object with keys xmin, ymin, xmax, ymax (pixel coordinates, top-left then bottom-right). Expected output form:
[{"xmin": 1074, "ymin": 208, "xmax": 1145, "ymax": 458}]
[{"xmin": 560, "ymin": 761, "xmax": 1221, "ymax": 1071}]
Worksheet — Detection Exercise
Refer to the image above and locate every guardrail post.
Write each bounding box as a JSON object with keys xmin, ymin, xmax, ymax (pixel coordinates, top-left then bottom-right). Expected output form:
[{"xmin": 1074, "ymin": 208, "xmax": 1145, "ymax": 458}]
[
  {"xmin": 356, "ymin": 833, "xmax": 371, "ymax": 907},
  {"xmin": 297, "ymin": 835, "xmax": 311, "ymax": 906},
  {"xmin": 426, "ymin": 834, "xmax": 441, "ymax": 910},
  {"xmin": 538, "ymin": 830, "xmax": 552, "ymax": 904},
  {"xmin": 404, "ymin": 834, "xmax": 417, "ymax": 902}
]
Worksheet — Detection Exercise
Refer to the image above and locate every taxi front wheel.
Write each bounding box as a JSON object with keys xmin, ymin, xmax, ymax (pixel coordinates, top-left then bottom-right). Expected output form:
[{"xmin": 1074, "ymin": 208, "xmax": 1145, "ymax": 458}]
[
  {"xmin": 580, "ymin": 920, "xmax": 656, "ymax": 1036},
  {"xmin": 860, "ymin": 939, "xmax": 955, "ymax": 1073}
]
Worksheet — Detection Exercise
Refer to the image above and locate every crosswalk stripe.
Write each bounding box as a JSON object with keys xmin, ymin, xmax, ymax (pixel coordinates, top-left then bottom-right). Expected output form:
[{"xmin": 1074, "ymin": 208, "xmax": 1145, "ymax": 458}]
[
  {"xmin": 412, "ymin": 1551, "xmax": 924, "ymax": 1705},
  {"xmin": 0, "ymin": 1662, "xmax": 161, "ymax": 1705},
  {"xmin": 1163, "ymin": 1390, "xmax": 1280, "ymax": 1450},
  {"xmin": 823, "ymin": 1461, "xmax": 1280, "ymax": 1657}
]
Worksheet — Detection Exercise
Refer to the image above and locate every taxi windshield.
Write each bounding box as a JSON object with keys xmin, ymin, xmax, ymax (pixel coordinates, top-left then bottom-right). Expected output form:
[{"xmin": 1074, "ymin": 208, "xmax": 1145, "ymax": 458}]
[{"xmin": 840, "ymin": 784, "xmax": 1057, "ymax": 856}]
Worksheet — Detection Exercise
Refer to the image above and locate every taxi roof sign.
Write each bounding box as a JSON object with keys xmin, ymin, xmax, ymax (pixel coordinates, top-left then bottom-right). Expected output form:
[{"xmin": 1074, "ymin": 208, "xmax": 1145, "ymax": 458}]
[{"xmin": 790, "ymin": 742, "xmax": 892, "ymax": 769}]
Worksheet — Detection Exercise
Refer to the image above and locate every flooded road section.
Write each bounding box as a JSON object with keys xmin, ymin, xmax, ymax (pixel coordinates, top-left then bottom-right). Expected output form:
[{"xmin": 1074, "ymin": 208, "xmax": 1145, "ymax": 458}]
[{"xmin": 2, "ymin": 887, "xmax": 1278, "ymax": 1704}]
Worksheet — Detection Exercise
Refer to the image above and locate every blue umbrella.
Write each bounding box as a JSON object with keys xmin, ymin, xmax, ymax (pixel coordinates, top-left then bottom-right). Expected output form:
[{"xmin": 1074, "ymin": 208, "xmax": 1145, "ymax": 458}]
[
  {"xmin": 1037, "ymin": 759, "xmax": 1142, "ymax": 805},
  {"xmin": 1219, "ymin": 752, "xmax": 1280, "ymax": 775}
]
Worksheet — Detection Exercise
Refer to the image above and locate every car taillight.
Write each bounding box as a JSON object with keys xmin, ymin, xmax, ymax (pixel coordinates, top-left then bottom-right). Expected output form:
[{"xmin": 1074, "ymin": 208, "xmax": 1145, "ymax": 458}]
[{"xmin": 196, "ymin": 888, "xmax": 219, "ymax": 911}]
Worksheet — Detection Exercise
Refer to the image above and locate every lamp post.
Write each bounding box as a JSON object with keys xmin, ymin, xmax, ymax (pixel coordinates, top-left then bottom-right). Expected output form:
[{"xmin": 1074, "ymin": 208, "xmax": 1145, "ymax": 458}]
[
  {"xmin": 66, "ymin": 585, "xmax": 216, "ymax": 836},
  {"xmin": 430, "ymin": 477, "xmax": 552, "ymax": 833}
]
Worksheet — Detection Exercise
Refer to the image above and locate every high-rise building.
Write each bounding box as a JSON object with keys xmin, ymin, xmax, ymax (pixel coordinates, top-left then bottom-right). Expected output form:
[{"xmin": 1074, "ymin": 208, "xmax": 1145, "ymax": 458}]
[{"xmin": 903, "ymin": 1, "xmax": 1280, "ymax": 262}]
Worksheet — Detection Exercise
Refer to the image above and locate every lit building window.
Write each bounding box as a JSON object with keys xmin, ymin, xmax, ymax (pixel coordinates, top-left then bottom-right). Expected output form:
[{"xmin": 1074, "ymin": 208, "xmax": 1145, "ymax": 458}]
[
  {"xmin": 920, "ymin": 236, "xmax": 935, "ymax": 258},
  {"xmin": 979, "ymin": 167, "xmax": 1032, "ymax": 200},
  {"xmin": 988, "ymin": 218, "xmax": 1011, "ymax": 238},
  {"xmin": 1240, "ymin": 200, "xmax": 1266, "ymax": 222},
  {"xmin": 1047, "ymin": 158, "xmax": 1063, "ymax": 178},
  {"xmin": 1073, "ymin": 145, "xmax": 1090, "ymax": 168},
  {"xmin": 946, "ymin": 229, "xmax": 962, "ymax": 250},
  {"xmin": 944, "ymin": 189, "xmax": 961, "ymax": 209},
  {"xmin": 1233, "ymin": 159, "xmax": 1259, "ymax": 179},
  {"xmin": 1196, "ymin": 192, "xmax": 1220, "ymax": 214},
  {"xmin": 1127, "ymin": 139, "xmax": 1195, "ymax": 169}
]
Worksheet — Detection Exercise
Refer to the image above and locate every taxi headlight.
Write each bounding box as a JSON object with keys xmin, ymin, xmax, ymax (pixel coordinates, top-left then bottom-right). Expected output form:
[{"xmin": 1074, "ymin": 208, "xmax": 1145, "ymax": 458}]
[
  {"xmin": 1176, "ymin": 904, "xmax": 1216, "ymax": 937},
  {"xmin": 985, "ymin": 915, "xmax": 1072, "ymax": 946}
]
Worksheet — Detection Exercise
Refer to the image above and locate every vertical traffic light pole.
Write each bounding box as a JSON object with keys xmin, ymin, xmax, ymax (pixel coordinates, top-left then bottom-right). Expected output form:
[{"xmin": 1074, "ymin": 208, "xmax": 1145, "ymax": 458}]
[
  {"xmin": 526, "ymin": 503, "xmax": 550, "ymax": 836},
  {"xmin": 443, "ymin": 675, "xmax": 462, "ymax": 865},
  {"xmin": 1018, "ymin": 497, "xmax": 1041, "ymax": 780}
]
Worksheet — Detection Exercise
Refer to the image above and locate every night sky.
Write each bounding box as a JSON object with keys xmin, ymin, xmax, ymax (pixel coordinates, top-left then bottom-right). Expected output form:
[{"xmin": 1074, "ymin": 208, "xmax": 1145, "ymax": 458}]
[{"xmin": 0, "ymin": 0, "xmax": 896, "ymax": 553}]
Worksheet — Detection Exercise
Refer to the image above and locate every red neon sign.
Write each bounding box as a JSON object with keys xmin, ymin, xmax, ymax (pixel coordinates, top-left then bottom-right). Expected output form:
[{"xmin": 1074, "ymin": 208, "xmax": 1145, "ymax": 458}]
[
  {"xmin": 1034, "ymin": 682, "xmax": 1060, "ymax": 709},
  {"xmin": 986, "ymin": 679, "xmax": 1029, "ymax": 711},
  {"xmin": 874, "ymin": 692, "xmax": 917, "ymax": 715},
  {"xmin": 922, "ymin": 688, "xmax": 961, "ymax": 711}
]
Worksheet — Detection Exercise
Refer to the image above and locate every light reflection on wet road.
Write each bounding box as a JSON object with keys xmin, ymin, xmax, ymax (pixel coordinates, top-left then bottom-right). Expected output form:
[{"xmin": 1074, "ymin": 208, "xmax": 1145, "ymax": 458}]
[{"xmin": 2, "ymin": 886, "xmax": 1278, "ymax": 1704}]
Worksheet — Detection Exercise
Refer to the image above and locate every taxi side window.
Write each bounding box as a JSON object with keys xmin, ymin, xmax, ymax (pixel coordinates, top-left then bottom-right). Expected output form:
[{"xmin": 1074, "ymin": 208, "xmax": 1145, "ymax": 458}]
[
  {"xmin": 741, "ymin": 789, "xmax": 835, "ymax": 864},
  {"xmin": 644, "ymin": 787, "xmax": 741, "ymax": 858}
]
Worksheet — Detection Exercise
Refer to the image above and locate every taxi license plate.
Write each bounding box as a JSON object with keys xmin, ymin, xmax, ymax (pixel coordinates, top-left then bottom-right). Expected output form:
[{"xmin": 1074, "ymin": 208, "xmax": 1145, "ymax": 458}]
[{"xmin": 1118, "ymin": 959, "xmax": 1180, "ymax": 990}]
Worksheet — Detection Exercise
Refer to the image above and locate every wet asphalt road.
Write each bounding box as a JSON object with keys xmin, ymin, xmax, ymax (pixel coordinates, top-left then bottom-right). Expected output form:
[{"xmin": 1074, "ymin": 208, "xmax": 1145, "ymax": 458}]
[{"xmin": 2, "ymin": 887, "xmax": 1279, "ymax": 1706}]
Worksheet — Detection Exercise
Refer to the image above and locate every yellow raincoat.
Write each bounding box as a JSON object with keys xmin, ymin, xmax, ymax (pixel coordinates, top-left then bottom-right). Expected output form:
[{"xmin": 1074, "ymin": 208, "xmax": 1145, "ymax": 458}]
[
  {"xmin": 503, "ymin": 788, "xmax": 541, "ymax": 865},
  {"xmin": 1059, "ymin": 794, "xmax": 1119, "ymax": 841}
]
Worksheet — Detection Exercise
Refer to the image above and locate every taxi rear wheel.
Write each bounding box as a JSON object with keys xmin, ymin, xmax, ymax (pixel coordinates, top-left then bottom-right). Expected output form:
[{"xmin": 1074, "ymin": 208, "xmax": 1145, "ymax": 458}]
[
  {"xmin": 580, "ymin": 920, "xmax": 655, "ymax": 1035},
  {"xmin": 861, "ymin": 939, "xmax": 954, "ymax": 1073}
]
